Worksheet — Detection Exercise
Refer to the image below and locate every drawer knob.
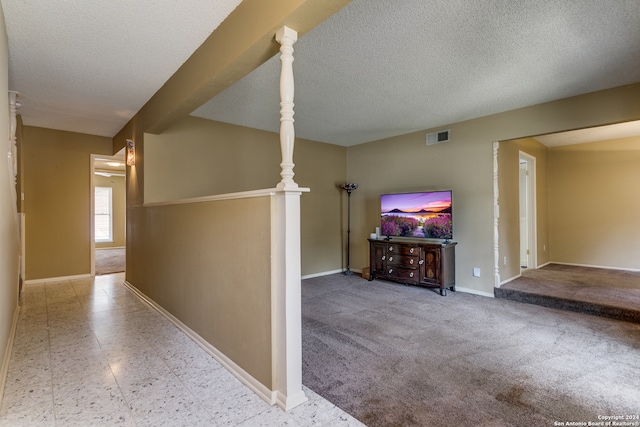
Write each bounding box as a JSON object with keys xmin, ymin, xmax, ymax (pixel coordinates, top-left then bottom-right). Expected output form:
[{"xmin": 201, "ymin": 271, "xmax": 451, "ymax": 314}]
[
  {"xmin": 388, "ymin": 268, "xmax": 393, "ymax": 274},
  {"xmin": 410, "ymin": 272, "xmax": 414, "ymax": 278},
  {"xmin": 389, "ymin": 257, "xmax": 393, "ymax": 262},
  {"xmin": 382, "ymin": 256, "xmax": 386, "ymax": 261},
  {"xmin": 410, "ymin": 248, "xmax": 414, "ymax": 253},
  {"xmin": 388, "ymin": 247, "xmax": 393, "ymax": 252},
  {"xmin": 419, "ymin": 260, "xmax": 424, "ymax": 265},
  {"xmin": 410, "ymin": 259, "xmax": 414, "ymax": 264}
]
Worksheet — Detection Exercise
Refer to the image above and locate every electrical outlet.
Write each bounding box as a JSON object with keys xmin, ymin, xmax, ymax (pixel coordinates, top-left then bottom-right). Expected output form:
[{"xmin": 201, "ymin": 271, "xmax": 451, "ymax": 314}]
[
  {"xmin": 503, "ymin": 256, "xmax": 507, "ymax": 265},
  {"xmin": 473, "ymin": 267, "xmax": 481, "ymax": 277},
  {"xmin": 543, "ymin": 244, "xmax": 546, "ymax": 251}
]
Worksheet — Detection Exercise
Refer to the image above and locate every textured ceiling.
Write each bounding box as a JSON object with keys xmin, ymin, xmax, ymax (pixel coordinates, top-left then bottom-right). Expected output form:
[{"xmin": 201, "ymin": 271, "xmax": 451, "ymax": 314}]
[
  {"xmin": 94, "ymin": 155, "xmax": 125, "ymax": 175},
  {"xmin": 3, "ymin": 1, "xmax": 640, "ymax": 146},
  {"xmin": 2, "ymin": 0, "xmax": 242, "ymax": 137},
  {"xmin": 193, "ymin": 0, "xmax": 640, "ymax": 146}
]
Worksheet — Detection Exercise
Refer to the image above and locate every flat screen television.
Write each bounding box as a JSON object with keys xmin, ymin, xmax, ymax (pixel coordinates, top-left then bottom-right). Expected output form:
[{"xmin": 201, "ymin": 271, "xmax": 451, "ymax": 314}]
[{"xmin": 380, "ymin": 190, "xmax": 452, "ymax": 240}]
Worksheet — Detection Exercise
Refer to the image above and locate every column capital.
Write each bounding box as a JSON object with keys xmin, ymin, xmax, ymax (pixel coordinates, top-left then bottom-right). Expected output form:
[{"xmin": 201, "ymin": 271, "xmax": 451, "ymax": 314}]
[{"xmin": 275, "ymin": 26, "xmax": 298, "ymax": 44}]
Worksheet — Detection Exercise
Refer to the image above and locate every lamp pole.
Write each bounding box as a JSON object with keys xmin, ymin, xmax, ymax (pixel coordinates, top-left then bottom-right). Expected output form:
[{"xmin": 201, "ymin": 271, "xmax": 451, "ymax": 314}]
[{"xmin": 340, "ymin": 183, "xmax": 358, "ymax": 275}]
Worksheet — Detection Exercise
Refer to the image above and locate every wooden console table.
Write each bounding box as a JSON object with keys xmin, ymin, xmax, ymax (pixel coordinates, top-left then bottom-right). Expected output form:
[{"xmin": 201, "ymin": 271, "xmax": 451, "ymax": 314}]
[{"xmin": 368, "ymin": 239, "xmax": 456, "ymax": 295}]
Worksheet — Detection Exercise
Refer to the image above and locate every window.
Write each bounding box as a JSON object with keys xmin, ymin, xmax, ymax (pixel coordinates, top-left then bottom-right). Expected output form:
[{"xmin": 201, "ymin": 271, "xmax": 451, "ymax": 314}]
[{"xmin": 95, "ymin": 186, "xmax": 113, "ymax": 242}]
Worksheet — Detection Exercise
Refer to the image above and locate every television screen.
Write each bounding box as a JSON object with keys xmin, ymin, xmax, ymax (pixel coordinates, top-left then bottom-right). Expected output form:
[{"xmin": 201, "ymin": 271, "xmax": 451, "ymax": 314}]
[{"xmin": 380, "ymin": 190, "xmax": 452, "ymax": 240}]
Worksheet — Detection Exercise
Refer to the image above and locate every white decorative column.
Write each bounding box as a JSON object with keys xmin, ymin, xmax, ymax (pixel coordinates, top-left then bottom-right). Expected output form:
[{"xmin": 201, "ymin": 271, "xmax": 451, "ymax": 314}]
[
  {"xmin": 271, "ymin": 26, "xmax": 309, "ymax": 412},
  {"xmin": 275, "ymin": 26, "xmax": 298, "ymax": 190}
]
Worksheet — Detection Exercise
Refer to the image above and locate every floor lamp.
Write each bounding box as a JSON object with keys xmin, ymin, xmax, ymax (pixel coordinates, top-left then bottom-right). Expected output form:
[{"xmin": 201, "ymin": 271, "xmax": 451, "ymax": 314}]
[{"xmin": 340, "ymin": 183, "xmax": 358, "ymax": 275}]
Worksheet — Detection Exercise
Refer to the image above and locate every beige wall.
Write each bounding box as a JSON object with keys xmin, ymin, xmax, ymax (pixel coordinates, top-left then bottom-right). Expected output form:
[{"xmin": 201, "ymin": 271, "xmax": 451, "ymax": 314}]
[
  {"xmin": 295, "ymin": 131, "xmax": 348, "ymax": 275},
  {"xmin": 348, "ymin": 127, "xmax": 495, "ymax": 294},
  {"xmin": 94, "ymin": 174, "xmax": 125, "ymax": 248},
  {"xmin": 23, "ymin": 126, "xmax": 112, "ymax": 280},
  {"xmin": 498, "ymin": 137, "xmax": 550, "ymax": 282},
  {"xmin": 347, "ymin": 84, "xmax": 640, "ymax": 295},
  {"xmin": 126, "ymin": 196, "xmax": 273, "ymax": 387},
  {"xmin": 500, "ymin": 134, "xmax": 640, "ymax": 277},
  {"xmin": 144, "ymin": 116, "xmax": 281, "ymax": 202},
  {"xmin": 548, "ymin": 136, "xmax": 640, "ymax": 269},
  {"xmin": 0, "ymin": 1, "xmax": 20, "ymax": 388},
  {"xmin": 144, "ymin": 116, "xmax": 347, "ymax": 276}
]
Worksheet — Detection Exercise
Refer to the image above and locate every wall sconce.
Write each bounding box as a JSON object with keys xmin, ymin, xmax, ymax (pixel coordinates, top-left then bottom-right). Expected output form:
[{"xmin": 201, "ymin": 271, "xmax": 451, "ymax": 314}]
[{"xmin": 126, "ymin": 139, "xmax": 135, "ymax": 166}]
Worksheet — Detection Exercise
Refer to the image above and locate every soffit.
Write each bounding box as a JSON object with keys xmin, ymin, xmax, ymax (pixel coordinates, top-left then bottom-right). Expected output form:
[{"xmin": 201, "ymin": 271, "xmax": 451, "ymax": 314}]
[{"xmin": 534, "ymin": 120, "xmax": 640, "ymax": 147}]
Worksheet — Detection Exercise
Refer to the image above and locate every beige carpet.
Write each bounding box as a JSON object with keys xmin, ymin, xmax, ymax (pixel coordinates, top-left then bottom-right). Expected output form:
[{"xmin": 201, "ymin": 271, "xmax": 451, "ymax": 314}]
[
  {"xmin": 496, "ymin": 264, "xmax": 640, "ymax": 323},
  {"xmin": 302, "ymin": 273, "xmax": 640, "ymax": 427},
  {"xmin": 95, "ymin": 248, "xmax": 125, "ymax": 275}
]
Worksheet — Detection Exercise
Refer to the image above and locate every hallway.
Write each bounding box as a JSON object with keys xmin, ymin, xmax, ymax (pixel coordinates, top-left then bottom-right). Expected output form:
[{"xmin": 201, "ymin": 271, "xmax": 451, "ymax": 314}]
[{"xmin": 0, "ymin": 273, "xmax": 362, "ymax": 426}]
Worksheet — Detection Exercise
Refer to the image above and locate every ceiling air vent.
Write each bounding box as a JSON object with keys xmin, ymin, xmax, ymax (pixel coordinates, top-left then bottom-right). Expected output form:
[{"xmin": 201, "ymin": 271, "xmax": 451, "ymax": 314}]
[{"xmin": 426, "ymin": 129, "xmax": 450, "ymax": 146}]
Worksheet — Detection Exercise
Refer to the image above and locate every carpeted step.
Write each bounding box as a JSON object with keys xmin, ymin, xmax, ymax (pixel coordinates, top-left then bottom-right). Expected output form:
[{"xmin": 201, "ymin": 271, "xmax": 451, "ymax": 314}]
[{"xmin": 494, "ymin": 287, "xmax": 640, "ymax": 324}]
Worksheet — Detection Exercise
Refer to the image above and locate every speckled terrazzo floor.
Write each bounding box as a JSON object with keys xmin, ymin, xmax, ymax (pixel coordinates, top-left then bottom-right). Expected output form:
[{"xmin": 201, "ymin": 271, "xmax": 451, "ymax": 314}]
[{"xmin": 0, "ymin": 273, "xmax": 364, "ymax": 427}]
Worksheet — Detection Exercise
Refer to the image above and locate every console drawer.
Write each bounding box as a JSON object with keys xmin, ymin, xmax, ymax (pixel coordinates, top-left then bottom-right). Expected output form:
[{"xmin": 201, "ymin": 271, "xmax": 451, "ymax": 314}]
[
  {"xmin": 387, "ymin": 254, "xmax": 419, "ymax": 268},
  {"xmin": 387, "ymin": 244, "xmax": 419, "ymax": 256},
  {"xmin": 386, "ymin": 266, "xmax": 419, "ymax": 284}
]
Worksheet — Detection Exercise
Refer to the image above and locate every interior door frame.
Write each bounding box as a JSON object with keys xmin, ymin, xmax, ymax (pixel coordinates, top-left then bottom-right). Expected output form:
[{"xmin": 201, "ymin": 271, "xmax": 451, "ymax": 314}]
[
  {"xmin": 90, "ymin": 155, "xmax": 97, "ymax": 277},
  {"xmin": 519, "ymin": 151, "xmax": 537, "ymax": 271},
  {"xmin": 91, "ymin": 153, "xmax": 126, "ymax": 277}
]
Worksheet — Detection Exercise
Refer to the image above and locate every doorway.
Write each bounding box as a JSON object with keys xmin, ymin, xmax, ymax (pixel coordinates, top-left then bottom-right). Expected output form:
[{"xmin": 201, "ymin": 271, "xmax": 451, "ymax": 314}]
[
  {"xmin": 91, "ymin": 154, "xmax": 126, "ymax": 275},
  {"xmin": 519, "ymin": 152, "xmax": 536, "ymax": 271}
]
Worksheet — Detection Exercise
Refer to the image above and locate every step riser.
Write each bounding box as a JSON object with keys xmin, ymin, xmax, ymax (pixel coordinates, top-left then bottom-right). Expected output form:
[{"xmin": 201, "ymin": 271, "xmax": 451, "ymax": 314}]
[{"xmin": 494, "ymin": 288, "xmax": 640, "ymax": 324}]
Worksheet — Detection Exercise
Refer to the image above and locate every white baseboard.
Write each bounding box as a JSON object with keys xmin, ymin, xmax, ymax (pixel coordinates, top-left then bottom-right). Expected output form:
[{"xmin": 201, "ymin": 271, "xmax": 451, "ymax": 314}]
[
  {"xmin": 498, "ymin": 274, "xmax": 522, "ymax": 287},
  {"xmin": 301, "ymin": 269, "xmax": 343, "ymax": 280},
  {"xmin": 301, "ymin": 268, "xmax": 365, "ymax": 280},
  {"xmin": 0, "ymin": 305, "xmax": 20, "ymax": 404},
  {"xmin": 551, "ymin": 261, "xmax": 640, "ymax": 272},
  {"xmin": 95, "ymin": 246, "xmax": 126, "ymax": 251},
  {"xmin": 24, "ymin": 273, "xmax": 93, "ymax": 285},
  {"xmin": 276, "ymin": 388, "xmax": 308, "ymax": 412},
  {"xmin": 455, "ymin": 286, "xmax": 495, "ymax": 298},
  {"xmin": 123, "ymin": 281, "xmax": 276, "ymax": 407}
]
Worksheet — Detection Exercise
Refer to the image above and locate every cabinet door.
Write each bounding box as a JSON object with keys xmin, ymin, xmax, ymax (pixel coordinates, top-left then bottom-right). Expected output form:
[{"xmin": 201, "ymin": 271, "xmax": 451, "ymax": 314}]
[
  {"xmin": 371, "ymin": 242, "xmax": 386, "ymax": 275},
  {"xmin": 420, "ymin": 247, "xmax": 441, "ymax": 284}
]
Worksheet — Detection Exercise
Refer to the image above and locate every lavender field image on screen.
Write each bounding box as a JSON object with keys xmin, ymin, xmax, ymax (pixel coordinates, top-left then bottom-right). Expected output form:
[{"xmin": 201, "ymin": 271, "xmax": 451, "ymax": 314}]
[{"xmin": 381, "ymin": 191, "xmax": 452, "ymax": 239}]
